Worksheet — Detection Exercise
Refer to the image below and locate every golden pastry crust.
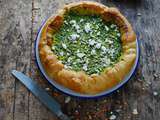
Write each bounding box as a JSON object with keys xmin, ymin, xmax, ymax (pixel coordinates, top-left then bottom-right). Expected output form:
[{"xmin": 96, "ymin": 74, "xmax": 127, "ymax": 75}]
[{"xmin": 38, "ymin": 1, "xmax": 136, "ymax": 94}]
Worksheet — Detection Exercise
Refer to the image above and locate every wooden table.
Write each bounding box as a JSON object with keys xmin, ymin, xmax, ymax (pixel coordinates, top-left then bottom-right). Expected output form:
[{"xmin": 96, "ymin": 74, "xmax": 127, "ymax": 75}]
[{"xmin": 0, "ymin": 0, "xmax": 160, "ymax": 120}]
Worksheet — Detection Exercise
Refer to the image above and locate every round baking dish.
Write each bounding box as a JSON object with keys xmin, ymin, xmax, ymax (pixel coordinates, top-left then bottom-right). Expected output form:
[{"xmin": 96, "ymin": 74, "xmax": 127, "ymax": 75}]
[{"xmin": 35, "ymin": 15, "xmax": 140, "ymax": 99}]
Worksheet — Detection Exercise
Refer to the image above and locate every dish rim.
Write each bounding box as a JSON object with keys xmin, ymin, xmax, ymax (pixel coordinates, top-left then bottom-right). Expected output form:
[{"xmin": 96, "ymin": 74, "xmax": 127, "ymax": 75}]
[{"xmin": 35, "ymin": 16, "xmax": 140, "ymax": 99}]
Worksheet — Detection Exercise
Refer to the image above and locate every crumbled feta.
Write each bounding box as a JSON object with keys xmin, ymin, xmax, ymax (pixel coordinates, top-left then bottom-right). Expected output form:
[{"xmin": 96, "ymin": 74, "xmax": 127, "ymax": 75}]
[
  {"xmin": 77, "ymin": 53, "xmax": 85, "ymax": 58},
  {"xmin": 75, "ymin": 24, "xmax": 80, "ymax": 29},
  {"xmin": 117, "ymin": 33, "xmax": 121, "ymax": 37},
  {"xmin": 76, "ymin": 49, "xmax": 80, "ymax": 53},
  {"xmin": 67, "ymin": 57, "xmax": 72, "ymax": 63},
  {"xmin": 91, "ymin": 49, "xmax": 96, "ymax": 55},
  {"xmin": 89, "ymin": 32, "xmax": 95, "ymax": 38},
  {"xmin": 64, "ymin": 65, "xmax": 68, "ymax": 69},
  {"xmin": 96, "ymin": 25, "xmax": 99, "ymax": 29},
  {"xmin": 67, "ymin": 53, "xmax": 70, "ymax": 55},
  {"xmin": 111, "ymin": 24, "xmax": 116, "ymax": 28},
  {"xmin": 76, "ymin": 59, "xmax": 81, "ymax": 63},
  {"xmin": 77, "ymin": 29, "xmax": 81, "ymax": 33},
  {"xmin": 105, "ymin": 26, "xmax": 109, "ymax": 31},
  {"xmin": 62, "ymin": 43, "xmax": 67, "ymax": 49},
  {"xmin": 83, "ymin": 64, "xmax": 88, "ymax": 71},
  {"xmin": 101, "ymin": 46, "xmax": 106, "ymax": 52},
  {"xmin": 108, "ymin": 40, "xmax": 113, "ymax": 44},
  {"xmin": 95, "ymin": 43, "xmax": 101, "ymax": 49},
  {"xmin": 70, "ymin": 34, "xmax": 80, "ymax": 41},
  {"xmin": 105, "ymin": 38, "xmax": 109, "ymax": 42},
  {"xmin": 84, "ymin": 23, "xmax": 92, "ymax": 33},
  {"xmin": 70, "ymin": 22, "xmax": 81, "ymax": 33},
  {"xmin": 97, "ymin": 31, "xmax": 100, "ymax": 36},
  {"xmin": 69, "ymin": 20, "xmax": 76, "ymax": 24},
  {"xmin": 86, "ymin": 58, "xmax": 89, "ymax": 64},
  {"xmin": 64, "ymin": 20, "xmax": 68, "ymax": 25},
  {"xmin": 88, "ymin": 39, "xmax": 96, "ymax": 46},
  {"xmin": 60, "ymin": 52, "xmax": 64, "ymax": 56},
  {"xmin": 109, "ymin": 49, "xmax": 115, "ymax": 54},
  {"xmin": 80, "ymin": 19, "xmax": 84, "ymax": 22},
  {"xmin": 105, "ymin": 58, "xmax": 111, "ymax": 65},
  {"xmin": 105, "ymin": 48, "xmax": 109, "ymax": 53},
  {"xmin": 67, "ymin": 59, "xmax": 70, "ymax": 63},
  {"xmin": 51, "ymin": 46, "xmax": 55, "ymax": 50}
]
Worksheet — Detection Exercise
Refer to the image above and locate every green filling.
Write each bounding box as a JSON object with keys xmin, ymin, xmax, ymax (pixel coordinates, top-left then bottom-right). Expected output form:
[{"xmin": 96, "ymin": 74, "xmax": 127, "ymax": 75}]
[{"xmin": 52, "ymin": 12, "xmax": 122, "ymax": 75}]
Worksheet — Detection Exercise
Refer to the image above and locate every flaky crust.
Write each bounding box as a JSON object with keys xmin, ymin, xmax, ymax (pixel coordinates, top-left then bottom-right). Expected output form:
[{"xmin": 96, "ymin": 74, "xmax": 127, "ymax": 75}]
[{"xmin": 38, "ymin": 1, "xmax": 136, "ymax": 94}]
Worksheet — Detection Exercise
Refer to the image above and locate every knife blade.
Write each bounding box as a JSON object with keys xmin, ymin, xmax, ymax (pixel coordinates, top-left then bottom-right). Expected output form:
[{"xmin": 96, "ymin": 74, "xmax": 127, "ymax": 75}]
[{"xmin": 11, "ymin": 70, "xmax": 70, "ymax": 120}]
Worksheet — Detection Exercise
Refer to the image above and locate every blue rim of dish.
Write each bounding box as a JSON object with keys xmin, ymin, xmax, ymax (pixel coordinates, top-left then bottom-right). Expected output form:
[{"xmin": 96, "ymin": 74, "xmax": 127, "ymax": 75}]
[{"xmin": 35, "ymin": 17, "xmax": 140, "ymax": 99}]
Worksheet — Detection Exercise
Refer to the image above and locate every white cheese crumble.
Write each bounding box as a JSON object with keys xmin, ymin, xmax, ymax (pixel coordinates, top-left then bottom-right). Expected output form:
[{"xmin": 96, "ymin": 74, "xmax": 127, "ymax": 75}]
[
  {"xmin": 76, "ymin": 59, "xmax": 81, "ymax": 63},
  {"xmin": 62, "ymin": 43, "xmax": 67, "ymax": 49},
  {"xmin": 74, "ymin": 24, "xmax": 81, "ymax": 33},
  {"xmin": 67, "ymin": 53, "xmax": 70, "ymax": 55},
  {"xmin": 80, "ymin": 19, "xmax": 84, "ymax": 22},
  {"xmin": 70, "ymin": 34, "xmax": 80, "ymax": 41},
  {"xmin": 95, "ymin": 43, "xmax": 101, "ymax": 49},
  {"xmin": 97, "ymin": 31, "xmax": 100, "ymax": 36},
  {"xmin": 105, "ymin": 26, "xmax": 109, "ymax": 31},
  {"xmin": 76, "ymin": 49, "xmax": 80, "ymax": 53},
  {"xmin": 51, "ymin": 46, "xmax": 55, "ymax": 50},
  {"xmin": 105, "ymin": 38, "xmax": 109, "ymax": 42},
  {"xmin": 109, "ymin": 49, "xmax": 115, "ymax": 55},
  {"xmin": 67, "ymin": 59, "xmax": 71, "ymax": 63},
  {"xmin": 88, "ymin": 39, "xmax": 96, "ymax": 46},
  {"xmin": 108, "ymin": 40, "xmax": 113, "ymax": 44},
  {"xmin": 75, "ymin": 24, "xmax": 80, "ymax": 30},
  {"xmin": 111, "ymin": 24, "xmax": 116, "ymax": 28},
  {"xmin": 67, "ymin": 57, "xmax": 72, "ymax": 63},
  {"xmin": 104, "ymin": 58, "xmax": 111, "ymax": 65},
  {"xmin": 84, "ymin": 23, "xmax": 92, "ymax": 33},
  {"xmin": 64, "ymin": 20, "xmax": 68, "ymax": 25},
  {"xmin": 117, "ymin": 33, "xmax": 121, "ymax": 37},
  {"xmin": 64, "ymin": 65, "xmax": 68, "ymax": 69},
  {"xmin": 70, "ymin": 20, "xmax": 81, "ymax": 33},
  {"xmin": 77, "ymin": 53, "xmax": 85, "ymax": 58},
  {"xmin": 69, "ymin": 20, "xmax": 76, "ymax": 24},
  {"xmin": 60, "ymin": 52, "xmax": 64, "ymax": 56},
  {"xmin": 101, "ymin": 46, "xmax": 106, "ymax": 52},
  {"xmin": 91, "ymin": 49, "xmax": 96, "ymax": 55},
  {"xmin": 76, "ymin": 29, "xmax": 81, "ymax": 33},
  {"xmin": 83, "ymin": 64, "xmax": 88, "ymax": 71}
]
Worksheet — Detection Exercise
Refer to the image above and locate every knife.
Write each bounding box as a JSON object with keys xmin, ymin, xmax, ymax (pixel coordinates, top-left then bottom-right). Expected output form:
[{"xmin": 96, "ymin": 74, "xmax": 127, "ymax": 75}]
[{"xmin": 11, "ymin": 70, "xmax": 70, "ymax": 120}]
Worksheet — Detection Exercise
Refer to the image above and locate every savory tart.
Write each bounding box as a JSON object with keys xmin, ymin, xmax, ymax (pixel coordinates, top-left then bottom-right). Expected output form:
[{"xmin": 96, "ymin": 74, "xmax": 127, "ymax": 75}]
[{"xmin": 39, "ymin": 1, "xmax": 136, "ymax": 94}]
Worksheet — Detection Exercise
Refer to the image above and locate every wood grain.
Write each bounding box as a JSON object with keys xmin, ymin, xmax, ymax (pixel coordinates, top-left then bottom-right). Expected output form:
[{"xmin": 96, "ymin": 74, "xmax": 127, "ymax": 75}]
[
  {"xmin": 0, "ymin": 0, "xmax": 31, "ymax": 120},
  {"xmin": 29, "ymin": 0, "xmax": 60, "ymax": 119},
  {"xmin": 0, "ymin": 0, "xmax": 160, "ymax": 120}
]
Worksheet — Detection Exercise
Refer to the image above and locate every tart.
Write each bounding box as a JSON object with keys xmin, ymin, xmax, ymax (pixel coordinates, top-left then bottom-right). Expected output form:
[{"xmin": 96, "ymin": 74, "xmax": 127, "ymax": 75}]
[{"xmin": 39, "ymin": 1, "xmax": 136, "ymax": 94}]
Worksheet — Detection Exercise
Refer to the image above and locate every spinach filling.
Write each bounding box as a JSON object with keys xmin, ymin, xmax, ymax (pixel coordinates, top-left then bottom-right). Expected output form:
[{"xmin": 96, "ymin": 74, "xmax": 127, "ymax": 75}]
[{"xmin": 52, "ymin": 12, "xmax": 122, "ymax": 75}]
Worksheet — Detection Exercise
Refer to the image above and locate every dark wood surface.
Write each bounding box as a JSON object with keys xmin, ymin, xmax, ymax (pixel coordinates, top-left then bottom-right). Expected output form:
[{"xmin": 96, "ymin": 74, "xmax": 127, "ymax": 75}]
[{"xmin": 0, "ymin": 0, "xmax": 160, "ymax": 120}]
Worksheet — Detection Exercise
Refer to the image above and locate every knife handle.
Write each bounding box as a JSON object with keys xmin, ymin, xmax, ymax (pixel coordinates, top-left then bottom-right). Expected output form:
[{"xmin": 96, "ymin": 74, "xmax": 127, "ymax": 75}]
[{"xmin": 57, "ymin": 111, "xmax": 71, "ymax": 120}]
